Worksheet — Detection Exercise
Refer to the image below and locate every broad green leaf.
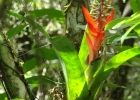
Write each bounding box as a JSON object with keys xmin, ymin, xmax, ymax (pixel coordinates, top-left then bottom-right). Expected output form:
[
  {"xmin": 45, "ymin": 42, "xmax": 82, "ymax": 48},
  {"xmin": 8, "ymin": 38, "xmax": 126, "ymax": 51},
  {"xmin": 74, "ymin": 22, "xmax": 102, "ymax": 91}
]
[
  {"xmin": 123, "ymin": 12, "xmax": 140, "ymax": 26},
  {"xmin": 26, "ymin": 76, "xmax": 57, "ymax": 84},
  {"xmin": 51, "ymin": 36, "xmax": 89, "ymax": 100},
  {"xmin": 85, "ymin": 58, "xmax": 103, "ymax": 86},
  {"xmin": 121, "ymin": 22, "xmax": 140, "ymax": 45},
  {"xmin": 105, "ymin": 17, "xmax": 128, "ymax": 30},
  {"xmin": 23, "ymin": 58, "xmax": 36, "ymax": 72},
  {"xmin": 36, "ymin": 48, "xmax": 57, "ymax": 60},
  {"xmin": 107, "ymin": 33, "xmax": 139, "ymax": 44},
  {"xmin": 134, "ymin": 24, "xmax": 140, "ymax": 34},
  {"xmin": 88, "ymin": 58, "xmax": 104, "ymax": 100},
  {"xmin": 104, "ymin": 48, "xmax": 140, "ymax": 71},
  {"xmin": 90, "ymin": 47, "xmax": 140, "ymax": 99},
  {"xmin": 7, "ymin": 24, "xmax": 27, "ymax": 38},
  {"xmin": 130, "ymin": 0, "xmax": 140, "ymax": 13},
  {"xmin": 114, "ymin": 46, "xmax": 132, "ymax": 52},
  {"xmin": 78, "ymin": 34, "xmax": 89, "ymax": 71},
  {"xmin": 28, "ymin": 9, "xmax": 64, "ymax": 19},
  {"xmin": 106, "ymin": 34, "xmax": 122, "ymax": 44},
  {"xmin": 105, "ymin": 12, "xmax": 140, "ymax": 30}
]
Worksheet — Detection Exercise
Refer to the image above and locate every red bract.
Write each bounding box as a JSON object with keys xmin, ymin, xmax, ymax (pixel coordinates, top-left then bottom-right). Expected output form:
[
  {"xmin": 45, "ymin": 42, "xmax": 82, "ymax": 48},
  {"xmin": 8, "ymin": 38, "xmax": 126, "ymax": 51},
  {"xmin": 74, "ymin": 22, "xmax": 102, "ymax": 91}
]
[{"xmin": 82, "ymin": 6, "xmax": 115, "ymax": 65}]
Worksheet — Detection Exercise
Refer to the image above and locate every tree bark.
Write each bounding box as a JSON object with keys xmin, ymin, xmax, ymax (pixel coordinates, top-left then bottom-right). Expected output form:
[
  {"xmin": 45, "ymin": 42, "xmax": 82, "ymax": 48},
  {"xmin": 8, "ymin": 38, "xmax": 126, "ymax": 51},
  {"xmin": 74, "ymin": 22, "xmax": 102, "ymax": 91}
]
[
  {"xmin": 0, "ymin": 33, "xmax": 34, "ymax": 100},
  {"xmin": 61, "ymin": 0, "xmax": 90, "ymax": 51}
]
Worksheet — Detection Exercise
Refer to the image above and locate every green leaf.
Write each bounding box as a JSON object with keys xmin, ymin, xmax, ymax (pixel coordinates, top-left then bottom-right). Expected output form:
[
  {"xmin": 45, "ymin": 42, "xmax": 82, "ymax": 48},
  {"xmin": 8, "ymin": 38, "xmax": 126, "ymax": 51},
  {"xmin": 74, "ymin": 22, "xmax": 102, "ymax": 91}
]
[
  {"xmin": 105, "ymin": 12, "xmax": 140, "ymax": 30},
  {"xmin": 105, "ymin": 17, "xmax": 128, "ymax": 30},
  {"xmin": 23, "ymin": 58, "xmax": 36, "ymax": 72},
  {"xmin": 134, "ymin": 24, "xmax": 140, "ymax": 34},
  {"xmin": 51, "ymin": 36, "xmax": 89, "ymax": 100},
  {"xmin": 4, "ymin": 10, "xmax": 24, "ymax": 20},
  {"xmin": 88, "ymin": 59, "xmax": 104, "ymax": 99},
  {"xmin": 78, "ymin": 34, "xmax": 89, "ymax": 71},
  {"xmin": 107, "ymin": 33, "xmax": 139, "ymax": 44},
  {"xmin": 36, "ymin": 48, "xmax": 57, "ymax": 60},
  {"xmin": 130, "ymin": 0, "xmax": 140, "ymax": 13},
  {"xmin": 123, "ymin": 12, "xmax": 140, "ymax": 26},
  {"xmin": 5, "ymin": 10, "xmax": 50, "ymax": 39},
  {"xmin": 28, "ymin": 9, "xmax": 64, "ymax": 19},
  {"xmin": 114, "ymin": 46, "xmax": 132, "ymax": 52},
  {"xmin": 26, "ymin": 76, "xmax": 57, "ymax": 84},
  {"xmin": 85, "ymin": 58, "xmax": 103, "ymax": 86},
  {"xmin": 90, "ymin": 47, "xmax": 140, "ymax": 99},
  {"xmin": 7, "ymin": 24, "xmax": 27, "ymax": 38},
  {"xmin": 104, "ymin": 48, "xmax": 140, "ymax": 71},
  {"xmin": 0, "ymin": 93, "xmax": 6, "ymax": 100},
  {"xmin": 121, "ymin": 22, "xmax": 140, "ymax": 45}
]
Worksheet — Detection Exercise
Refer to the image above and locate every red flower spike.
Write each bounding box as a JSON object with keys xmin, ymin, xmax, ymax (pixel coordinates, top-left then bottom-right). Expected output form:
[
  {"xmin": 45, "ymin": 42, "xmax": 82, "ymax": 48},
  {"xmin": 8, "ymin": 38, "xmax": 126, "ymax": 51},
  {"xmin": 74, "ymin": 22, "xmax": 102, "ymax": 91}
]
[
  {"xmin": 81, "ymin": 6, "xmax": 94, "ymax": 23},
  {"xmin": 88, "ymin": 23, "xmax": 98, "ymax": 36},
  {"xmin": 81, "ymin": 6, "xmax": 97, "ymax": 28},
  {"xmin": 82, "ymin": 5, "xmax": 114, "ymax": 65},
  {"xmin": 106, "ymin": 10, "xmax": 115, "ymax": 23}
]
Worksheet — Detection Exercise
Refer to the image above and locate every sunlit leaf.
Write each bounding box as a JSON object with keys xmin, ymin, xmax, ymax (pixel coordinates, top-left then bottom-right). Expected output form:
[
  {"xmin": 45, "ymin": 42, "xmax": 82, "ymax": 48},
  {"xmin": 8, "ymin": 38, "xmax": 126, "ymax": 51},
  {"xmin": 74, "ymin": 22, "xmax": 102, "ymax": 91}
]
[
  {"xmin": 7, "ymin": 24, "xmax": 27, "ymax": 38},
  {"xmin": 123, "ymin": 12, "xmax": 140, "ymax": 26},
  {"xmin": 104, "ymin": 47, "xmax": 140, "ymax": 71},
  {"xmin": 85, "ymin": 58, "xmax": 103, "ymax": 86},
  {"xmin": 105, "ymin": 12, "xmax": 140, "ymax": 30},
  {"xmin": 134, "ymin": 24, "xmax": 140, "ymax": 34},
  {"xmin": 51, "ymin": 36, "xmax": 89, "ymax": 100},
  {"xmin": 105, "ymin": 17, "xmax": 128, "ymax": 30},
  {"xmin": 90, "ymin": 47, "xmax": 140, "ymax": 99},
  {"xmin": 78, "ymin": 34, "xmax": 89, "ymax": 71},
  {"xmin": 121, "ymin": 22, "xmax": 140, "ymax": 45}
]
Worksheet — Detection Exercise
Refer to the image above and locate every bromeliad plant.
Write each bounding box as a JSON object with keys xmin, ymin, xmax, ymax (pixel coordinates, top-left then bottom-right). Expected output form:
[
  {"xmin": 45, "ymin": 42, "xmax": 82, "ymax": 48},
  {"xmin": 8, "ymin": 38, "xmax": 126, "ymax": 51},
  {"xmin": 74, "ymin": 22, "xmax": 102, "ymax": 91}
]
[
  {"xmin": 81, "ymin": 2, "xmax": 114, "ymax": 65},
  {"xmin": 4, "ymin": 0, "xmax": 140, "ymax": 100}
]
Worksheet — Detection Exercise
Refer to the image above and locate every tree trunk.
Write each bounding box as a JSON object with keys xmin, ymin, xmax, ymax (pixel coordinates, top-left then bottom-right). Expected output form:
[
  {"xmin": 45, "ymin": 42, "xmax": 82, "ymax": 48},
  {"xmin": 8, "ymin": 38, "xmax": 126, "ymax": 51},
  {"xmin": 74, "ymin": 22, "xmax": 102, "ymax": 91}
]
[
  {"xmin": 61, "ymin": 0, "xmax": 90, "ymax": 51},
  {"xmin": 0, "ymin": 33, "xmax": 34, "ymax": 100}
]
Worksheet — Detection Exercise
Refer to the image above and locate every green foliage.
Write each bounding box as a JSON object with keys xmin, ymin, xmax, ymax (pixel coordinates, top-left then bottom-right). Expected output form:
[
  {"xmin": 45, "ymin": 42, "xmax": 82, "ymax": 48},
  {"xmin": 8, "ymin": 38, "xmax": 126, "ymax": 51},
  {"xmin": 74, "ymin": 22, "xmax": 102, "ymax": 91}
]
[
  {"xmin": 36, "ymin": 48, "xmax": 57, "ymax": 60},
  {"xmin": 26, "ymin": 76, "xmax": 57, "ymax": 84},
  {"xmin": 7, "ymin": 24, "xmax": 27, "ymax": 38},
  {"xmin": 130, "ymin": 0, "xmax": 140, "ymax": 13},
  {"xmin": 28, "ymin": 9, "xmax": 64, "ymax": 19},
  {"xmin": 5, "ymin": 8, "xmax": 89, "ymax": 99},
  {"xmin": 23, "ymin": 58, "xmax": 36, "ymax": 72},
  {"xmin": 2, "ymin": 0, "xmax": 140, "ymax": 100},
  {"xmin": 51, "ymin": 36, "xmax": 89, "ymax": 100}
]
